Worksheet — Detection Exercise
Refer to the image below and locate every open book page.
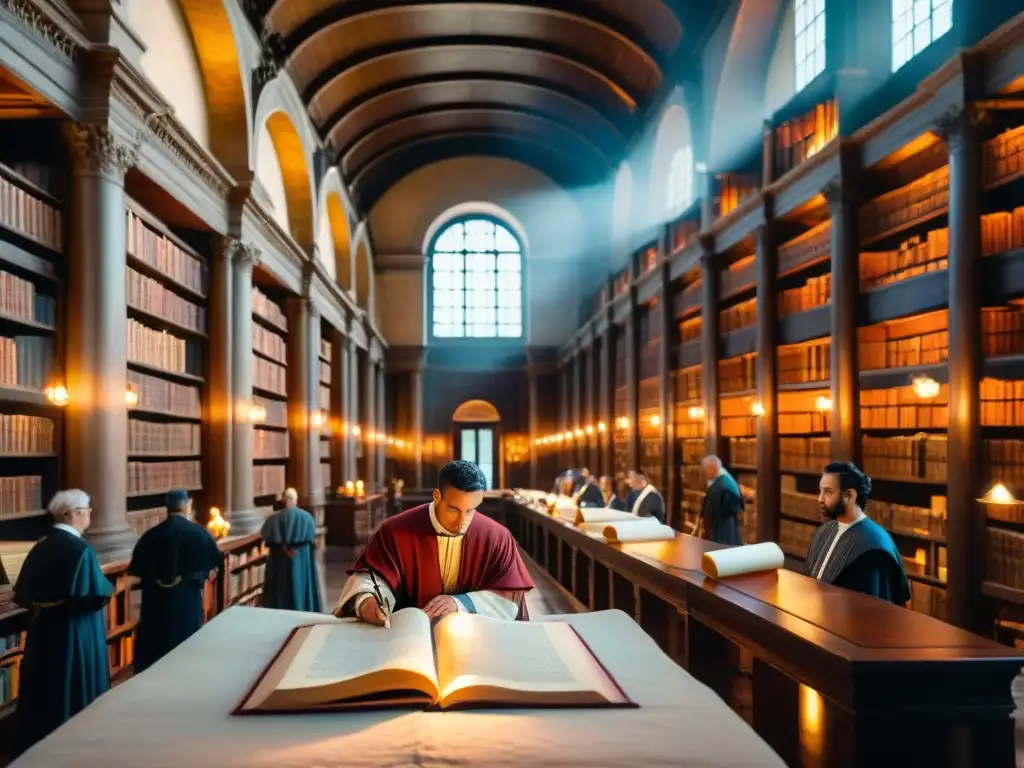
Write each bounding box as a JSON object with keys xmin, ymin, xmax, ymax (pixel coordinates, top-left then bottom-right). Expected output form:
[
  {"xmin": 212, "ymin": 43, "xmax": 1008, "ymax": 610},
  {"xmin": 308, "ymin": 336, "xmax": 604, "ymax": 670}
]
[
  {"xmin": 240, "ymin": 609, "xmax": 439, "ymax": 711},
  {"xmin": 574, "ymin": 508, "xmax": 637, "ymax": 525},
  {"xmin": 433, "ymin": 613, "xmax": 628, "ymax": 708}
]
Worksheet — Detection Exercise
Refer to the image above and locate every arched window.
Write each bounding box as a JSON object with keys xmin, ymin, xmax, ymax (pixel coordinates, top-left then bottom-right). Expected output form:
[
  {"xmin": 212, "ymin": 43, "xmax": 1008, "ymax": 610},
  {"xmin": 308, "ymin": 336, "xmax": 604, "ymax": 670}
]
[
  {"xmin": 795, "ymin": 0, "xmax": 826, "ymax": 91},
  {"xmin": 667, "ymin": 147, "xmax": 693, "ymax": 213},
  {"xmin": 891, "ymin": 0, "xmax": 952, "ymax": 72},
  {"xmin": 430, "ymin": 216, "xmax": 523, "ymax": 339}
]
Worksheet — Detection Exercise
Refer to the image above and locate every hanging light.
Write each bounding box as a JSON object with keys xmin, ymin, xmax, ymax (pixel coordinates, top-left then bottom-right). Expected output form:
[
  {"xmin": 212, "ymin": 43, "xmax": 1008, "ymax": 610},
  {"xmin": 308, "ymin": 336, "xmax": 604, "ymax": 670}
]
[
  {"xmin": 45, "ymin": 384, "xmax": 69, "ymax": 407},
  {"xmin": 978, "ymin": 482, "xmax": 1019, "ymax": 506},
  {"xmin": 911, "ymin": 375, "xmax": 940, "ymax": 400}
]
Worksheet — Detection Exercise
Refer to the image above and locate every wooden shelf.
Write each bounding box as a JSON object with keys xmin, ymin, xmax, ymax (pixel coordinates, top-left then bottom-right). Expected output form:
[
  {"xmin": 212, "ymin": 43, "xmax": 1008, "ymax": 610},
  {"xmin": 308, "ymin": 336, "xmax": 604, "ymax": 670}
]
[
  {"xmin": 0, "ymin": 237, "xmax": 59, "ymax": 283},
  {"xmin": 127, "ymin": 453, "xmax": 201, "ymax": 460},
  {"xmin": 252, "ymin": 384, "xmax": 287, "ymax": 401},
  {"xmin": 127, "ymin": 406, "xmax": 202, "ymax": 422},
  {"xmin": 0, "ymin": 509, "xmax": 46, "ymax": 521},
  {"xmin": 127, "ymin": 360, "xmax": 204, "ymax": 386},
  {"xmin": 252, "ymin": 311, "xmax": 287, "ymax": 336},
  {"xmin": 0, "ymin": 385, "xmax": 53, "ymax": 407},
  {"xmin": 0, "ymin": 161, "xmax": 60, "ymax": 208},
  {"xmin": 0, "ymin": 311, "xmax": 54, "ymax": 335},
  {"xmin": 869, "ymin": 473, "xmax": 948, "ymax": 487},
  {"xmin": 982, "ymin": 581, "xmax": 1024, "ymax": 606},
  {"xmin": 860, "ymin": 205, "xmax": 949, "ymax": 248},
  {"xmin": 127, "ymin": 304, "xmax": 206, "ymax": 340},
  {"xmin": 778, "ymin": 379, "xmax": 830, "ymax": 391},
  {"xmin": 0, "ymin": 452, "xmax": 57, "ymax": 459},
  {"xmin": 126, "ymin": 252, "xmax": 205, "ymax": 304},
  {"xmin": 127, "ymin": 486, "xmax": 201, "ymax": 499},
  {"xmin": 252, "ymin": 347, "xmax": 286, "ymax": 366},
  {"xmin": 908, "ymin": 572, "xmax": 947, "ymax": 588}
]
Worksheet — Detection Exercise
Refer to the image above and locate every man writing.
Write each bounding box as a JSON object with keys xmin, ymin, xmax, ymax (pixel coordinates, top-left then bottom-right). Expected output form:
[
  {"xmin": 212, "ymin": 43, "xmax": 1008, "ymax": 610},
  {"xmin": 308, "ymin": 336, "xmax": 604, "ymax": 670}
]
[
  {"xmin": 805, "ymin": 461, "xmax": 910, "ymax": 605},
  {"xmin": 335, "ymin": 460, "xmax": 534, "ymax": 624}
]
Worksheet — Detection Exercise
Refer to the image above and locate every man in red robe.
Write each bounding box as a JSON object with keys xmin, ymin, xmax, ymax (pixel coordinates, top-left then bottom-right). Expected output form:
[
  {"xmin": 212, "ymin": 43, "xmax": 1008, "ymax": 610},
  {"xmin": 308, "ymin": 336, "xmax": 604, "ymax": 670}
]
[{"xmin": 335, "ymin": 460, "xmax": 534, "ymax": 623}]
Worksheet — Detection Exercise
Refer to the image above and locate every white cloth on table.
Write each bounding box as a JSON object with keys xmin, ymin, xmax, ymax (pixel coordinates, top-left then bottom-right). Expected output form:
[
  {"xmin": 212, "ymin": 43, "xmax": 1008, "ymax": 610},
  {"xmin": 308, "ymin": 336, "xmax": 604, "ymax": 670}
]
[{"xmin": 13, "ymin": 606, "xmax": 786, "ymax": 768}]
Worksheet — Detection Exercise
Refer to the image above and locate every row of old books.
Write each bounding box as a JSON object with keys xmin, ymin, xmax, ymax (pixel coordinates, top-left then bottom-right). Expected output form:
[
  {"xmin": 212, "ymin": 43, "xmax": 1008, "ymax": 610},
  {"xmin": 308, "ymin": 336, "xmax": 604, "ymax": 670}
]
[
  {"xmin": 319, "ymin": 383, "xmax": 330, "ymax": 410},
  {"xmin": 127, "ymin": 507, "xmax": 166, "ymax": 536},
  {"xmin": 981, "ymin": 306, "xmax": 1024, "ymax": 358},
  {"xmin": 253, "ymin": 355, "xmax": 287, "ymax": 397},
  {"xmin": 254, "ymin": 463, "xmax": 286, "ymax": 497},
  {"xmin": 720, "ymin": 297, "xmax": 756, "ymax": 333},
  {"xmin": 862, "ymin": 434, "xmax": 948, "ymax": 482},
  {"xmin": 778, "ymin": 339, "xmax": 831, "ymax": 385},
  {"xmin": 0, "ymin": 335, "xmax": 52, "ymax": 390},
  {"xmin": 910, "ymin": 579, "xmax": 947, "ymax": 620},
  {"xmin": 779, "ymin": 273, "xmax": 830, "ymax": 317},
  {"xmin": 0, "ymin": 414, "xmax": 54, "ymax": 453},
  {"xmin": 127, "ymin": 460, "xmax": 201, "ymax": 495},
  {"xmin": 861, "ymin": 384, "xmax": 949, "ymax": 430},
  {"xmin": 721, "ymin": 414, "xmax": 756, "ymax": 438},
  {"xmin": 773, "ymin": 98, "xmax": 839, "ymax": 178},
  {"xmin": 127, "ymin": 421, "xmax": 200, "ymax": 455},
  {"xmin": 720, "ymin": 256, "xmax": 755, "ymax": 299},
  {"xmin": 320, "ymin": 360, "xmax": 331, "ymax": 384},
  {"xmin": 983, "ymin": 125, "xmax": 1024, "ymax": 188},
  {"xmin": 985, "ymin": 439, "xmax": 1024, "ymax": 489},
  {"xmin": 126, "ymin": 210, "xmax": 205, "ymax": 296},
  {"xmin": 979, "ymin": 208, "xmax": 1024, "ymax": 256},
  {"xmin": 988, "ymin": 527, "xmax": 1024, "ymax": 592},
  {"xmin": 0, "ymin": 475, "xmax": 42, "ymax": 518},
  {"xmin": 779, "ymin": 220, "xmax": 831, "ymax": 276},
  {"xmin": 860, "ymin": 228, "xmax": 948, "ymax": 290},
  {"xmin": 127, "ymin": 319, "xmax": 202, "ymax": 376},
  {"xmin": 719, "ymin": 355, "xmax": 756, "ymax": 393},
  {"xmin": 127, "ymin": 267, "xmax": 205, "ymax": 333},
  {"xmin": 980, "ymin": 378, "xmax": 1024, "ymax": 426},
  {"xmin": 672, "ymin": 367, "xmax": 701, "ymax": 402},
  {"xmin": 715, "ymin": 174, "xmax": 759, "ymax": 219},
  {"xmin": 780, "ymin": 435, "xmax": 831, "ymax": 473},
  {"xmin": 779, "ymin": 409, "xmax": 831, "ymax": 435},
  {"xmin": 676, "ymin": 420, "xmax": 703, "ymax": 440},
  {"xmin": 253, "ymin": 287, "xmax": 287, "ymax": 331},
  {"xmin": 727, "ymin": 436, "xmax": 756, "ymax": 465},
  {"xmin": 0, "ymin": 170, "xmax": 61, "ymax": 252},
  {"xmin": 319, "ymin": 338, "xmax": 332, "ymax": 362},
  {"xmin": 254, "ymin": 323, "xmax": 286, "ymax": 363},
  {"xmin": 0, "ymin": 660, "xmax": 20, "ymax": 706},
  {"xmin": 859, "ymin": 166, "xmax": 949, "ymax": 243},
  {"xmin": 127, "ymin": 369, "xmax": 201, "ymax": 418},
  {"xmin": 253, "ymin": 395, "xmax": 287, "ymax": 427},
  {"xmin": 0, "ymin": 269, "xmax": 55, "ymax": 326},
  {"xmin": 780, "ymin": 518, "xmax": 816, "ymax": 557},
  {"xmin": 679, "ymin": 316, "xmax": 701, "ymax": 343},
  {"xmin": 858, "ymin": 321, "xmax": 948, "ymax": 370},
  {"xmin": 872, "ymin": 495, "xmax": 947, "ymax": 541},
  {"xmin": 780, "ymin": 490, "xmax": 820, "ymax": 522},
  {"xmin": 254, "ymin": 429, "xmax": 289, "ymax": 460}
]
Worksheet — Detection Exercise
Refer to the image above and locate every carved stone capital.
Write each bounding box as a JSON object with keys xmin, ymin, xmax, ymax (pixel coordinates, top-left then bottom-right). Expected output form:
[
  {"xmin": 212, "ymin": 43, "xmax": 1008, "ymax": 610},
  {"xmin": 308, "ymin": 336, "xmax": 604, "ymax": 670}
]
[
  {"xmin": 226, "ymin": 238, "xmax": 261, "ymax": 273},
  {"xmin": 0, "ymin": 0, "xmax": 82, "ymax": 63},
  {"xmin": 821, "ymin": 177, "xmax": 856, "ymax": 209},
  {"xmin": 935, "ymin": 105, "xmax": 986, "ymax": 152},
  {"xmin": 63, "ymin": 123, "xmax": 141, "ymax": 178}
]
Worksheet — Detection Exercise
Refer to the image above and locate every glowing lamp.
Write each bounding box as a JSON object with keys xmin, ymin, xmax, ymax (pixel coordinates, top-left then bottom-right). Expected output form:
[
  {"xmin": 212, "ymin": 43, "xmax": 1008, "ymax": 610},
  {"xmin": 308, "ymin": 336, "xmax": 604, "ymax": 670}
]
[
  {"xmin": 597, "ymin": 422, "xmax": 607, "ymax": 433},
  {"xmin": 563, "ymin": 431, "xmax": 573, "ymax": 440},
  {"xmin": 650, "ymin": 415, "xmax": 661, "ymax": 427},
  {"xmin": 206, "ymin": 507, "xmax": 230, "ymax": 540},
  {"xmin": 911, "ymin": 375, "xmax": 940, "ymax": 400},
  {"xmin": 352, "ymin": 425, "xmax": 362, "ymax": 437},
  {"xmin": 45, "ymin": 385, "xmax": 68, "ymax": 407},
  {"xmin": 585, "ymin": 425, "xmax": 594, "ymax": 435},
  {"xmin": 125, "ymin": 387, "xmax": 138, "ymax": 406},
  {"xmin": 396, "ymin": 440, "xmax": 405, "ymax": 448},
  {"xmin": 688, "ymin": 406, "xmax": 705, "ymax": 420},
  {"xmin": 978, "ymin": 482, "xmax": 1019, "ymax": 506},
  {"xmin": 311, "ymin": 411, "xmax": 325, "ymax": 429},
  {"xmin": 751, "ymin": 402, "xmax": 765, "ymax": 417},
  {"xmin": 343, "ymin": 481, "xmax": 355, "ymax": 497},
  {"xmin": 574, "ymin": 429, "xmax": 584, "ymax": 438},
  {"xmin": 616, "ymin": 417, "xmax": 630, "ymax": 429},
  {"xmin": 248, "ymin": 404, "xmax": 266, "ymax": 423},
  {"xmin": 815, "ymin": 396, "xmax": 833, "ymax": 412},
  {"xmin": 355, "ymin": 480, "xmax": 365, "ymax": 497}
]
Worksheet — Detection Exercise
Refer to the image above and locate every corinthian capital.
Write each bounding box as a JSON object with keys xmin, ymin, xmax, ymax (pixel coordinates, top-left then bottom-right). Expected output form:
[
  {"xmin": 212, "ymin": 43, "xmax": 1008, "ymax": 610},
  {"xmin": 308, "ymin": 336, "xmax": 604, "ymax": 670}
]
[
  {"xmin": 63, "ymin": 123, "xmax": 141, "ymax": 178},
  {"xmin": 226, "ymin": 238, "xmax": 261, "ymax": 272}
]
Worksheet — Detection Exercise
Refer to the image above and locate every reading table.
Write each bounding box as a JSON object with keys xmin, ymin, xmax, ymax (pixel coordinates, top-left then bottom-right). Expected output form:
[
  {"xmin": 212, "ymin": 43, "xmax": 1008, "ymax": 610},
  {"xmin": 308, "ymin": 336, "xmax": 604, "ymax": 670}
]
[
  {"xmin": 495, "ymin": 498, "xmax": 1024, "ymax": 768},
  {"xmin": 12, "ymin": 606, "xmax": 785, "ymax": 768}
]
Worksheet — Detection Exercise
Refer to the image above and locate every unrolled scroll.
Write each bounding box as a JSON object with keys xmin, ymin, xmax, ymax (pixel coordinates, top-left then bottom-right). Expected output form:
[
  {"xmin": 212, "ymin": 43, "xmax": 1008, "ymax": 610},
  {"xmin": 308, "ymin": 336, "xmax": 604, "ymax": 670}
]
[{"xmin": 701, "ymin": 542, "xmax": 785, "ymax": 579}]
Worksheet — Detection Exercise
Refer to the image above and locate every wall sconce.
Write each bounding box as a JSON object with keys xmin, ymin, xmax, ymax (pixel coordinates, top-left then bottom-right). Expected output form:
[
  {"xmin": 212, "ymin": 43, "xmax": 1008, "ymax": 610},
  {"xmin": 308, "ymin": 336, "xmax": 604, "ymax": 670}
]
[
  {"xmin": 563, "ymin": 431, "xmax": 573, "ymax": 440},
  {"xmin": 387, "ymin": 437, "xmax": 395, "ymax": 445},
  {"xmin": 555, "ymin": 434, "xmax": 564, "ymax": 443},
  {"xmin": 352, "ymin": 425, "xmax": 361, "ymax": 437},
  {"xmin": 585, "ymin": 425, "xmax": 594, "ymax": 435},
  {"xmin": 978, "ymin": 482, "xmax": 1023, "ymax": 523},
  {"xmin": 597, "ymin": 422, "xmax": 607, "ymax": 433},
  {"xmin": 248, "ymin": 404, "xmax": 267, "ymax": 423},
  {"xmin": 751, "ymin": 402, "xmax": 765, "ymax": 416},
  {"xmin": 125, "ymin": 386, "xmax": 139, "ymax": 406},
  {"xmin": 574, "ymin": 428, "xmax": 584, "ymax": 438},
  {"xmin": 688, "ymin": 406, "xmax": 705, "ymax": 420},
  {"xmin": 650, "ymin": 415, "xmax": 661, "ymax": 427},
  {"xmin": 45, "ymin": 384, "xmax": 69, "ymax": 407},
  {"xmin": 815, "ymin": 396, "xmax": 833, "ymax": 412},
  {"xmin": 911, "ymin": 375, "xmax": 940, "ymax": 400},
  {"xmin": 616, "ymin": 417, "xmax": 630, "ymax": 429},
  {"xmin": 311, "ymin": 410, "xmax": 325, "ymax": 429}
]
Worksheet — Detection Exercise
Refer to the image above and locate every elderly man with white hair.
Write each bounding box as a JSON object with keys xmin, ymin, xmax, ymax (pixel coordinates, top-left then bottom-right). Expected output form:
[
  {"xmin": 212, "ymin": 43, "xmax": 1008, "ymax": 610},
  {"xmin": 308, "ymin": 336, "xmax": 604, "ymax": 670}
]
[
  {"xmin": 698, "ymin": 455, "xmax": 745, "ymax": 545},
  {"xmin": 13, "ymin": 489, "xmax": 113, "ymax": 755},
  {"xmin": 260, "ymin": 487, "xmax": 322, "ymax": 612}
]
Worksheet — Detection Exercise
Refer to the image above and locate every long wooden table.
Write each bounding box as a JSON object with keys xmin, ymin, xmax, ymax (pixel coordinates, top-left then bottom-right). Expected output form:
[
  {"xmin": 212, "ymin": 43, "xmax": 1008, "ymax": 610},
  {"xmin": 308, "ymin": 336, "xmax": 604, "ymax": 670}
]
[{"xmin": 492, "ymin": 497, "xmax": 1024, "ymax": 768}]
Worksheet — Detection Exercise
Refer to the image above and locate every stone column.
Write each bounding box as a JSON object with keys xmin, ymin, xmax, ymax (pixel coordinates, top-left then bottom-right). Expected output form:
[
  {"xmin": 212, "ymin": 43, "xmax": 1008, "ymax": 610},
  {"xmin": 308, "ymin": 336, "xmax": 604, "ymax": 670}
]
[
  {"xmin": 527, "ymin": 366, "xmax": 539, "ymax": 489},
  {"xmin": 63, "ymin": 123, "xmax": 139, "ymax": 562},
  {"xmin": 363, "ymin": 345, "xmax": 376, "ymax": 490},
  {"xmin": 328, "ymin": 325, "xmax": 345, "ymax": 493},
  {"xmin": 700, "ymin": 241, "xmax": 721, "ymax": 458},
  {"xmin": 375, "ymin": 360, "xmax": 386, "ymax": 483},
  {"xmin": 205, "ymin": 237, "xmax": 234, "ymax": 523},
  {"xmin": 600, "ymin": 321, "xmax": 615, "ymax": 474},
  {"xmin": 411, "ymin": 366, "xmax": 424, "ymax": 489},
  {"xmin": 941, "ymin": 105, "xmax": 985, "ymax": 633},
  {"xmin": 625, "ymin": 285, "xmax": 640, "ymax": 472},
  {"xmin": 755, "ymin": 215, "xmax": 780, "ymax": 544},
  {"xmin": 286, "ymin": 289, "xmax": 320, "ymax": 507},
  {"xmin": 658, "ymin": 260, "xmax": 677, "ymax": 522},
  {"xmin": 346, "ymin": 335, "xmax": 359, "ymax": 482},
  {"xmin": 228, "ymin": 241, "xmax": 260, "ymax": 534}
]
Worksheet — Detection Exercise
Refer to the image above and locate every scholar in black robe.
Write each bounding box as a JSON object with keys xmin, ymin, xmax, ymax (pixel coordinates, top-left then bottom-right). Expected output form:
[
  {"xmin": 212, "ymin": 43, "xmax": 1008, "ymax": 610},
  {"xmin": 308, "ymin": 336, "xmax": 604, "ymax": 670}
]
[
  {"xmin": 261, "ymin": 506, "xmax": 323, "ymax": 612},
  {"xmin": 701, "ymin": 471, "xmax": 744, "ymax": 545},
  {"xmin": 630, "ymin": 486, "xmax": 667, "ymax": 524},
  {"xmin": 14, "ymin": 527, "xmax": 112, "ymax": 755},
  {"xmin": 804, "ymin": 517, "xmax": 911, "ymax": 605},
  {"xmin": 576, "ymin": 483, "xmax": 605, "ymax": 508},
  {"xmin": 128, "ymin": 513, "xmax": 222, "ymax": 673},
  {"xmin": 608, "ymin": 495, "xmax": 627, "ymax": 511}
]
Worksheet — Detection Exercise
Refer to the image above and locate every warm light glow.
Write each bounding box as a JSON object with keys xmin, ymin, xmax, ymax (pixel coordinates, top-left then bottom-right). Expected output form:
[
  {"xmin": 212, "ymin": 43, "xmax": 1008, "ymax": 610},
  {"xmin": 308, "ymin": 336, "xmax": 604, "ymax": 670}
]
[
  {"xmin": 248, "ymin": 404, "xmax": 267, "ymax": 423},
  {"xmin": 751, "ymin": 402, "xmax": 765, "ymax": 416},
  {"xmin": 45, "ymin": 385, "xmax": 68, "ymax": 407},
  {"xmin": 650, "ymin": 415, "xmax": 661, "ymax": 427},
  {"xmin": 206, "ymin": 507, "xmax": 230, "ymax": 539},
  {"xmin": 911, "ymin": 375, "xmax": 940, "ymax": 400},
  {"xmin": 616, "ymin": 417, "xmax": 630, "ymax": 429},
  {"xmin": 556, "ymin": 434, "xmax": 564, "ymax": 443},
  {"xmin": 352, "ymin": 425, "xmax": 361, "ymax": 437},
  {"xmin": 815, "ymin": 396, "xmax": 833, "ymax": 412},
  {"xmin": 442, "ymin": 611, "xmax": 477, "ymax": 641},
  {"xmin": 125, "ymin": 387, "xmax": 139, "ymax": 406},
  {"xmin": 688, "ymin": 406, "xmax": 705, "ymax": 420},
  {"xmin": 355, "ymin": 480, "xmax": 365, "ymax": 497},
  {"xmin": 396, "ymin": 440, "xmax": 405, "ymax": 448},
  {"xmin": 343, "ymin": 481, "xmax": 355, "ymax": 497},
  {"xmin": 799, "ymin": 684, "xmax": 824, "ymax": 761},
  {"xmin": 575, "ymin": 429, "xmax": 584, "ymax": 438},
  {"xmin": 311, "ymin": 411, "xmax": 325, "ymax": 429},
  {"xmin": 387, "ymin": 437, "xmax": 395, "ymax": 445},
  {"xmin": 545, "ymin": 493, "xmax": 557, "ymax": 507},
  {"xmin": 597, "ymin": 422, "xmax": 607, "ymax": 433},
  {"xmin": 563, "ymin": 431, "xmax": 573, "ymax": 440},
  {"xmin": 585, "ymin": 425, "xmax": 594, "ymax": 435},
  {"xmin": 978, "ymin": 482, "xmax": 1020, "ymax": 505}
]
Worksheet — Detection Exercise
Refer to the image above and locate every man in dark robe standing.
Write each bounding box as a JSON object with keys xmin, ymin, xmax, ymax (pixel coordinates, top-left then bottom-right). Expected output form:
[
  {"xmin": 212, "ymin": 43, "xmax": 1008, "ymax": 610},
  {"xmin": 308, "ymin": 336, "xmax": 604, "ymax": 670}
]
[
  {"xmin": 336, "ymin": 459, "xmax": 534, "ymax": 623},
  {"xmin": 626, "ymin": 469, "xmax": 666, "ymax": 524},
  {"xmin": 14, "ymin": 489, "xmax": 112, "ymax": 755},
  {"xmin": 698, "ymin": 455, "xmax": 744, "ymax": 545},
  {"xmin": 804, "ymin": 461, "xmax": 911, "ymax": 605},
  {"xmin": 261, "ymin": 487, "xmax": 322, "ymax": 612},
  {"xmin": 574, "ymin": 473, "xmax": 605, "ymax": 507},
  {"xmin": 128, "ymin": 489, "xmax": 221, "ymax": 673}
]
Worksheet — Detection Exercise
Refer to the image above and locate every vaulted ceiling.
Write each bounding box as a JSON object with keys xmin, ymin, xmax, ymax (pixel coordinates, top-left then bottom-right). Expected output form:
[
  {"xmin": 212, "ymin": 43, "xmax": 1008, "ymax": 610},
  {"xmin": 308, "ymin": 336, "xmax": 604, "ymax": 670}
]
[{"xmin": 250, "ymin": 1, "xmax": 728, "ymax": 212}]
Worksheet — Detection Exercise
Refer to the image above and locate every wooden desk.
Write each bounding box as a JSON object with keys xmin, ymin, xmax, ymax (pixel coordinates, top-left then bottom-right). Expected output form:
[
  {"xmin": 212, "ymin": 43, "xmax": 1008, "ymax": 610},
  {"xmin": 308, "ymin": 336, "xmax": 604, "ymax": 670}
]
[
  {"xmin": 322, "ymin": 493, "xmax": 389, "ymax": 546},
  {"xmin": 495, "ymin": 498, "xmax": 1024, "ymax": 768}
]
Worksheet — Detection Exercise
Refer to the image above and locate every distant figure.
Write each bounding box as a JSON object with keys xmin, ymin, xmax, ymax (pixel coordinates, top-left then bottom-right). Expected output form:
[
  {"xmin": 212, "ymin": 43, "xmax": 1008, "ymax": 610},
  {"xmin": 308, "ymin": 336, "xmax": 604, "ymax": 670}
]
[
  {"xmin": 599, "ymin": 475, "xmax": 627, "ymax": 510},
  {"xmin": 129, "ymin": 489, "xmax": 221, "ymax": 673},
  {"xmin": 14, "ymin": 490, "xmax": 112, "ymax": 754},
  {"xmin": 626, "ymin": 469, "xmax": 666, "ymax": 524},
  {"xmin": 805, "ymin": 462, "xmax": 910, "ymax": 605},
  {"xmin": 261, "ymin": 487, "xmax": 323, "ymax": 613},
  {"xmin": 698, "ymin": 455, "xmax": 744, "ymax": 545},
  {"xmin": 575, "ymin": 474, "xmax": 604, "ymax": 507}
]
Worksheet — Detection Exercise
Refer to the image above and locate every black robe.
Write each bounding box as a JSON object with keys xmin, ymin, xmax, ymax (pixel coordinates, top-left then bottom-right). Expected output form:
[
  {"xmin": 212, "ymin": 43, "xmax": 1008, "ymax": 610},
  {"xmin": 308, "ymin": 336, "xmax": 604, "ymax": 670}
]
[
  {"xmin": 629, "ymin": 486, "xmax": 666, "ymax": 524},
  {"xmin": 577, "ymin": 484, "xmax": 604, "ymax": 508},
  {"xmin": 701, "ymin": 472, "xmax": 744, "ymax": 545},
  {"xmin": 608, "ymin": 496, "xmax": 627, "ymax": 511},
  {"xmin": 804, "ymin": 517, "xmax": 911, "ymax": 605},
  {"xmin": 261, "ymin": 506, "xmax": 322, "ymax": 612},
  {"xmin": 128, "ymin": 514, "xmax": 222, "ymax": 673},
  {"xmin": 14, "ymin": 527, "xmax": 112, "ymax": 755}
]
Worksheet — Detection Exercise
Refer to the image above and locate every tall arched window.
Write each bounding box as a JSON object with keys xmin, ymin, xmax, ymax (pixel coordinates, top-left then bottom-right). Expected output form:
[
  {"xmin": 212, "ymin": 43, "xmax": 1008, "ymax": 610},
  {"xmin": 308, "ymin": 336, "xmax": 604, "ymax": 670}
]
[
  {"xmin": 667, "ymin": 146, "xmax": 693, "ymax": 213},
  {"xmin": 891, "ymin": 0, "xmax": 952, "ymax": 72},
  {"xmin": 430, "ymin": 216, "xmax": 524, "ymax": 339}
]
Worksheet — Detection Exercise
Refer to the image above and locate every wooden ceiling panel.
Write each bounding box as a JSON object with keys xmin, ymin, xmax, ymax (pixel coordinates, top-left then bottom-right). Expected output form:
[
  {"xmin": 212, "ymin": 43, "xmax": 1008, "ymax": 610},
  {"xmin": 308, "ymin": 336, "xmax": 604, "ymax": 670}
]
[{"xmin": 326, "ymin": 79, "xmax": 625, "ymax": 158}]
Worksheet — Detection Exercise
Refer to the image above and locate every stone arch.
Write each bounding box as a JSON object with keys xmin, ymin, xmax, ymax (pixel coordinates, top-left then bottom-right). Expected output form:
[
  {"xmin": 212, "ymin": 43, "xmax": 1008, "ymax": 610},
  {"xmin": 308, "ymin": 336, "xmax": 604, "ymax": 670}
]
[
  {"xmin": 453, "ymin": 399, "xmax": 501, "ymax": 423},
  {"xmin": 421, "ymin": 201, "xmax": 530, "ymax": 257},
  {"xmin": 649, "ymin": 97, "xmax": 694, "ymax": 221},
  {"xmin": 253, "ymin": 76, "xmax": 320, "ymax": 252},
  {"xmin": 130, "ymin": 0, "xmax": 251, "ymax": 176},
  {"xmin": 317, "ymin": 168, "xmax": 355, "ymax": 288},
  {"xmin": 355, "ymin": 238, "xmax": 372, "ymax": 309}
]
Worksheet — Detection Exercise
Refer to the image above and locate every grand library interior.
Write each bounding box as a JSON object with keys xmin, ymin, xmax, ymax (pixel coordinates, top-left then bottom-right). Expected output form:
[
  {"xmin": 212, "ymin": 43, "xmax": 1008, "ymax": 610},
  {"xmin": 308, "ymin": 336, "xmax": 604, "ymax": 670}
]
[{"xmin": 1, "ymin": 0, "xmax": 1024, "ymax": 766}]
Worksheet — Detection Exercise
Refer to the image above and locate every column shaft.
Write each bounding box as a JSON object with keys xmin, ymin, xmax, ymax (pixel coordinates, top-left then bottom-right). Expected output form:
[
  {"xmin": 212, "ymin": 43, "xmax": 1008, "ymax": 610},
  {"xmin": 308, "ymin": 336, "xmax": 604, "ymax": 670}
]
[{"xmin": 229, "ymin": 243, "xmax": 259, "ymax": 533}]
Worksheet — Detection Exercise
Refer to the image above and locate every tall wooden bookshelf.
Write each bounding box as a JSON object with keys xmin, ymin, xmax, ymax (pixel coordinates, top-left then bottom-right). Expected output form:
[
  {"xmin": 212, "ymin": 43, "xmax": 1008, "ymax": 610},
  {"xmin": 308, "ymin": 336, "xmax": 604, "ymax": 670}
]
[
  {"xmin": 637, "ymin": 297, "xmax": 662, "ymax": 492},
  {"xmin": 318, "ymin": 330, "xmax": 333, "ymax": 497},
  {"xmin": 124, "ymin": 200, "xmax": 206, "ymax": 533},
  {"xmin": 251, "ymin": 280, "xmax": 288, "ymax": 507}
]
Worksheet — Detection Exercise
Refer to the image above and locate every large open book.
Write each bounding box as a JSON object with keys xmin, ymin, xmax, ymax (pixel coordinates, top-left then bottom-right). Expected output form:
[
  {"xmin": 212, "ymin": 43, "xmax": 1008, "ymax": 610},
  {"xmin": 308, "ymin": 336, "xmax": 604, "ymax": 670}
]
[{"xmin": 236, "ymin": 609, "xmax": 634, "ymax": 713}]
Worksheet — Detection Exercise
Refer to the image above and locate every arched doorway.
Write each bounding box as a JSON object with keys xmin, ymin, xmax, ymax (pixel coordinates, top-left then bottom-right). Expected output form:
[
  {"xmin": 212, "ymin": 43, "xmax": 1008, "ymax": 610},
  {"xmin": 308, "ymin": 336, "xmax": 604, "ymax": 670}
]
[{"xmin": 452, "ymin": 399, "xmax": 501, "ymax": 489}]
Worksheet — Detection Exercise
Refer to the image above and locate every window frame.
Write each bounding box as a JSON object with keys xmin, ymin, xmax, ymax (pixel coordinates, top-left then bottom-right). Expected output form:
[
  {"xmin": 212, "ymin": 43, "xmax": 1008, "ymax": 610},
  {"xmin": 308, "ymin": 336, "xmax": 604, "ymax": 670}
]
[
  {"xmin": 427, "ymin": 213, "xmax": 526, "ymax": 344},
  {"xmin": 794, "ymin": 0, "xmax": 826, "ymax": 93},
  {"xmin": 667, "ymin": 146, "xmax": 694, "ymax": 214},
  {"xmin": 891, "ymin": 0, "xmax": 953, "ymax": 73}
]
